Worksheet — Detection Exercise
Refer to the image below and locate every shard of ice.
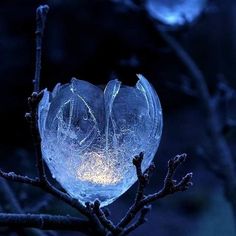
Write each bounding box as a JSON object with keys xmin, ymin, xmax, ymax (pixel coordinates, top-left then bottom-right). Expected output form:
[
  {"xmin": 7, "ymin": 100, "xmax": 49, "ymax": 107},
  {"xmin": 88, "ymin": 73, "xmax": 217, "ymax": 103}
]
[
  {"xmin": 38, "ymin": 74, "xmax": 163, "ymax": 207},
  {"xmin": 146, "ymin": 0, "xmax": 207, "ymax": 26}
]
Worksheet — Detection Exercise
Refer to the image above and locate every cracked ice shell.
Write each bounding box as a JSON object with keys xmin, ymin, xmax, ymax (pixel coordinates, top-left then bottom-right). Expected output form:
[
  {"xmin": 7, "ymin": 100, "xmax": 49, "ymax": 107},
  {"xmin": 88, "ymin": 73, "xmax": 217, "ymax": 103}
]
[{"xmin": 38, "ymin": 74, "xmax": 163, "ymax": 207}]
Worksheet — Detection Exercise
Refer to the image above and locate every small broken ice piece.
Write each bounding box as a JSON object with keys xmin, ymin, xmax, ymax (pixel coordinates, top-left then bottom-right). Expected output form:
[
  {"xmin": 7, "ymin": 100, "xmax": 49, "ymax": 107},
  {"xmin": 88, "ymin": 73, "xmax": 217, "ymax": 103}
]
[
  {"xmin": 146, "ymin": 0, "xmax": 207, "ymax": 26},
  {"xmin": 38, "ymin": 75, "xmax": 163, "ymax": 207}
]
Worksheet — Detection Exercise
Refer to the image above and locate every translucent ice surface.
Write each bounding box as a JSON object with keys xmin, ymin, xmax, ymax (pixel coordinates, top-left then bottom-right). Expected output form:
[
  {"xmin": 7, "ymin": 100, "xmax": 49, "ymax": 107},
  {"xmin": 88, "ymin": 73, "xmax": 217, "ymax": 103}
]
[
  {"xmin": 146, "ymin": 0, "xmax": 207, "ymax": 26},
  {"xmin": 38, "ymin": 75, "xmax": 163, "ymax": 207}
]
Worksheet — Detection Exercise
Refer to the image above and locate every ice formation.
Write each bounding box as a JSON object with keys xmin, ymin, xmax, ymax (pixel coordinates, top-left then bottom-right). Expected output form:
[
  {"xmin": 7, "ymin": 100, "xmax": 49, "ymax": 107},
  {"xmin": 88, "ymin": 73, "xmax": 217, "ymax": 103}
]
[
  {"xmin": 38, "ymin": 75, "xmax": 163, "ymax": 207},
  {"xmin": 146, "ymin": 0, "xmax": 207, "ymax": 26}
]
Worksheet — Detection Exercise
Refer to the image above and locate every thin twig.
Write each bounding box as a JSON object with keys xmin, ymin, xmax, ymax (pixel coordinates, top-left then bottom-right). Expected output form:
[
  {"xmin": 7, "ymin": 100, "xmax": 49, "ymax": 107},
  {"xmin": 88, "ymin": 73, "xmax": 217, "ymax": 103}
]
[
  {"xmin": 31, "ymin": 5, "xmax": 50, "ymax": 184},
  {"xmin": 26, "ymin": 91, "xmax": 47, "ymax": 183},
  {"xmin": 116, "ymin": 154, "xmax": 192, "ymax": 230},
  {"xmin": 0, "ymin": 170, "xmax": 40, "ymax": 186},
  {"xmin": 122, "ymin": 205, "xmax": 151, "ymax": 235},
  {"xmin": 133, "ymin": 152, "xmax": 155, "ymax": 204},
  {"xmin": 34, "ymin": 5, "xmax": 49, "ymax": 92},
  {"xmin": 93, "ymin": 200, "xmax": 116, "ymax": 233},
  {"xmin": 133, "ymin": 152, "xmax": 145, "ymax": 204}
]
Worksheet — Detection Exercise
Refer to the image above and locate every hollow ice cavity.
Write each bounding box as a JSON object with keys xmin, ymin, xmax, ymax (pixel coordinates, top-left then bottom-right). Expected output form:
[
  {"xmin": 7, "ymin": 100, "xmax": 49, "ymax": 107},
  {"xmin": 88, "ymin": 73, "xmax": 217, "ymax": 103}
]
[{"xmin": 38, "ymin": 74, "xmax": 163, "ymax": 207}]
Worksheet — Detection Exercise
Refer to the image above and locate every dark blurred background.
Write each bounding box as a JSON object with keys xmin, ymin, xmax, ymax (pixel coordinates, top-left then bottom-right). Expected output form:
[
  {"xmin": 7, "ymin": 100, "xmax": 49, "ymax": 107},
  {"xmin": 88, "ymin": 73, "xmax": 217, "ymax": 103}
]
[{"xmin": 0, "ymin": 0, "xmax": 236, "ymax": 235}]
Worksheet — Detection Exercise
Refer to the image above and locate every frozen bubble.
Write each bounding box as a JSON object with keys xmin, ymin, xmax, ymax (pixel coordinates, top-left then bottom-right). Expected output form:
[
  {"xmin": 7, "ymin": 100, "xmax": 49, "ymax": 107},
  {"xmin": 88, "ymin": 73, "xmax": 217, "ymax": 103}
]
[{"xmin": 38, "ymin": 75, "xmax": 163, "ymax": 207}]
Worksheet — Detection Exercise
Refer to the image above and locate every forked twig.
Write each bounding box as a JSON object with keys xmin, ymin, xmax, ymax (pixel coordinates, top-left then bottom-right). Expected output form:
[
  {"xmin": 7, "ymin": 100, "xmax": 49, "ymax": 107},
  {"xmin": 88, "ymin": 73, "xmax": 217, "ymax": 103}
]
[{"xmin": 116, "ymin": 153, "xmax": 192, "ymax": 232}]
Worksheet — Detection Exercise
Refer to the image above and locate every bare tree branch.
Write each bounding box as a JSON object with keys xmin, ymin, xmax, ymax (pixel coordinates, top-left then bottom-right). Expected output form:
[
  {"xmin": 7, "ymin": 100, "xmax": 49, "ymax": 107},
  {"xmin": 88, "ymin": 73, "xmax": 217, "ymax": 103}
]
[
  {"xmin": 122, "ymin": 205, "xmax": 151, "ymax": 236},
  {"xmin": 149, "ymin": 17, "xmax": 236, "ymax": 225},
  {"xmin": 0, "ymin": 170, "xmax": 40, "ymax": 186},
  {"xmin": 0, "ymin": 213, "xmax": 90, "ymax": 233},
  {"xmin": 116, "ymin": 153, "xmax": 192, "ymax": 231},
  {"xmin": 156, "ymin": 26, "xmax": 236, "ymax": 179}
]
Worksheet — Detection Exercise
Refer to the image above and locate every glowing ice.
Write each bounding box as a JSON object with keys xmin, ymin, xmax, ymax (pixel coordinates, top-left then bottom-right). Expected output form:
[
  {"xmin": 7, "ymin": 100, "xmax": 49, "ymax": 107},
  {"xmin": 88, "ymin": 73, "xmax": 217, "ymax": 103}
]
[
  {"xmin": 146, "ymin": 0, "xmax": 207, "ymax": 26},
  {"xmin": 38, "ymin": 75, "xmax": 163, "ymax": 207}
]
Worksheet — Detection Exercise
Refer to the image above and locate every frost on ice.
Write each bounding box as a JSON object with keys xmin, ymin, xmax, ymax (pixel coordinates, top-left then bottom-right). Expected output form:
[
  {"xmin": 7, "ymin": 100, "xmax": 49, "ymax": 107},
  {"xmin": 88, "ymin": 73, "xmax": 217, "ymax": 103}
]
[
  {"xmin": 38, "ymin": 75, "xmax": 163, "ymax": 207},
  {"xmin": 146, "ymin": 0, "xmax": 207, "ymax": 26}
]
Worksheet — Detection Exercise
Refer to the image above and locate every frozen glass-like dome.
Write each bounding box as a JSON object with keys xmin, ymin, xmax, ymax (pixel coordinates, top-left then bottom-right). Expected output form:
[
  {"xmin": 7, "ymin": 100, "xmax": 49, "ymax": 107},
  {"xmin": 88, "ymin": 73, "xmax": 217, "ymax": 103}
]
[
  {"xmin": 146, "ymin": 0, "xmax": 207, "ymax": 26},
  {"xmin": 38, "ymin": 75, "xmax": 163, "ymax": 207}
]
